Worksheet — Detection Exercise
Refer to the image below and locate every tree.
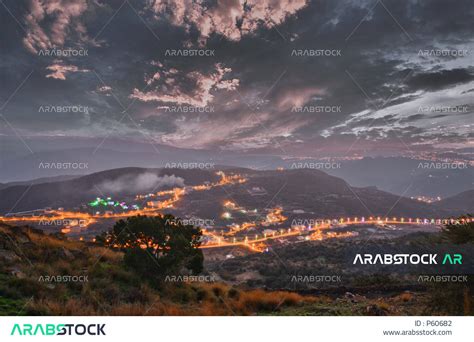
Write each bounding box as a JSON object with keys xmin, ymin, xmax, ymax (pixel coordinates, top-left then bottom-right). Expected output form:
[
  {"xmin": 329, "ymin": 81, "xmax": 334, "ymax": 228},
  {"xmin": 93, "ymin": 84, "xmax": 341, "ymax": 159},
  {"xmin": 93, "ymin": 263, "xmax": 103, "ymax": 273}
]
[
  {"xmin": 441, "ymin": 215, "xmax": 474, "ymax": 244},
  {"xmin": 97, "ymin": 215, "xmax": 204, "ymax": 280}
]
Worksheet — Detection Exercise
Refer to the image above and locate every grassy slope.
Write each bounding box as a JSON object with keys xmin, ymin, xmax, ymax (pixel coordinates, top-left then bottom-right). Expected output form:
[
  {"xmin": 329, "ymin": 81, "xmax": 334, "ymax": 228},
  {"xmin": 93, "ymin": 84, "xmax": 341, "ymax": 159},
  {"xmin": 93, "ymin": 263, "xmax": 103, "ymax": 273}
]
[
  {"xmin": 1, "ymin": 223, "xmax": 470, "ymax": 315},
  {"xmin": 0, "ymin": 223, "xmax": 319, "ymax": 315}
]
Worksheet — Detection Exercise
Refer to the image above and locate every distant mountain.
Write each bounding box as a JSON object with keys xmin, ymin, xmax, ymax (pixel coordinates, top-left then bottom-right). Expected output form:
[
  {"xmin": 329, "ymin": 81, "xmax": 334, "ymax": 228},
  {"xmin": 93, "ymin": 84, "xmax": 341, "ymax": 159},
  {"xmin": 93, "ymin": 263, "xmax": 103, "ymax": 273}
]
[
  {"xmin": 4, "ymin": 136, "xmax": 471, "ymax": 200},
  {"xmin": 435, "ymin": 190, "xmax": 474, "ymax": 213},
  {"xmin": 0, "ymin": 167, "xmax": 464, "ymax": 217},
  {"xmin": 0, "ymin": 175, "xmax": 79, "ymax": 190},
  {"xmin": 181, "ymin": 168, "xmax": 459, "ymax": 219},
  {"xmin": 310, "ymin": 157, "xmax": 474, "ymax": 198},
  {"xmin": 0, "ymin": 167, "xmax": 220, "ymax": 214}
]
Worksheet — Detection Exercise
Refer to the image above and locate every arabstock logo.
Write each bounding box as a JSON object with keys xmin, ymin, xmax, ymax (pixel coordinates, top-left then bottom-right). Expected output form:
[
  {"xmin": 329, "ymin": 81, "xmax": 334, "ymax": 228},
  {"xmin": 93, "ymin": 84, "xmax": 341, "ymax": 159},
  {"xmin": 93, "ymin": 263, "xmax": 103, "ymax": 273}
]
[
  {"xmin": 10, "ymin": 323, "xmax": 106, "ymax": 336},
  {"xmin": 353, "ymin": 253, "xmax": 463, "ymax": 265}
]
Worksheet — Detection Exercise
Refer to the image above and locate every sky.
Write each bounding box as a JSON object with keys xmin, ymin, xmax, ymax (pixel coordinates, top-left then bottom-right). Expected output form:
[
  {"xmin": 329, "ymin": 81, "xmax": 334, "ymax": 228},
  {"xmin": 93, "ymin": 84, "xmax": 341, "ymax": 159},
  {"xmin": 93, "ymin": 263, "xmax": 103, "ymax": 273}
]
[{"xmin": 1, "ymin": 0, "xmax": 473, "ymax": 160}]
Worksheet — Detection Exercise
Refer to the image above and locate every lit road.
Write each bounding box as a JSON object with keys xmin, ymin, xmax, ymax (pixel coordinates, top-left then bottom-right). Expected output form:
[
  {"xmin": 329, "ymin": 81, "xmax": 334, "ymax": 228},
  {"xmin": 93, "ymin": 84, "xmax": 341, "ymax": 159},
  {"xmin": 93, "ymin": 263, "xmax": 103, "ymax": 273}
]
[{"xmin": 199, "ymin": 217, "xmax": 471, "ymax": 252}]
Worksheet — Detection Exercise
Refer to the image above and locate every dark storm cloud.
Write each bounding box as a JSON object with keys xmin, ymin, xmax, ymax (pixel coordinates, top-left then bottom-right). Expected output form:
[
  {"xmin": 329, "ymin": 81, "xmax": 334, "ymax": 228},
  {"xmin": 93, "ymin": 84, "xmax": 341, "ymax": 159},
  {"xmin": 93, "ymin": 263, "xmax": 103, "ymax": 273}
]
[
  {"xmin": 406, "ymin": 69, "xmax": 474, "ymax": 91},
  {"xmin": 399, "ymin": 114, "xmax": 425, "ymax": 124},
  {"xmin": 0, "ymin": 0, "xmax": 473, "ymax": 158}
]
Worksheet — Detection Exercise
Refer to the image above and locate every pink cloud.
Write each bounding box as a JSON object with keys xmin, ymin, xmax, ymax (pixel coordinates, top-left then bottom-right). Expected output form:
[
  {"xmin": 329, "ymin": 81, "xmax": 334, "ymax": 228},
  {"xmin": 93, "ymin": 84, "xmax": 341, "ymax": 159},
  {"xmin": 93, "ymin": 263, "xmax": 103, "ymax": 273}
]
[
  {"xmin": 147, "ymin": 0, "xmax": 308, "ymax": 43},
  {"xmin": 45, "ymin": 60, "xmax": 89, "ymax": 80},
  {"xmin": 22, "ymin": 0, "xmax": 92, "ymax": 53},
  {"xmin": 145, "ymin": 72, "xmax": 161, "ymax": 85},
  {"xmin": 277, "ymin": 87, "xmax": 326, "ymax": 110},
  {"xmin": 131, "ymin": 63, "xmax": 239, "ymax": 107},
  {"xmin": 97, "ymin": 85, "xmax": 112, "ymax": 93}
]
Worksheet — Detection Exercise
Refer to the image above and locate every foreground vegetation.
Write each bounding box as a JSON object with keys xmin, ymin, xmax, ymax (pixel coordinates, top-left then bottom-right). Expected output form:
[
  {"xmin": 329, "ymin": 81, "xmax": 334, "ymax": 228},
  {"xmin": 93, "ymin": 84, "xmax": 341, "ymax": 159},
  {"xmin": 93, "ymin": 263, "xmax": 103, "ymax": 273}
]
[
  {"xmin": 0, "ymin": 215, "xmax": 472, "ymax": 315},
  {"xmin": 0, "ymin": 222, "xmax": 320, "ymax": 315}
]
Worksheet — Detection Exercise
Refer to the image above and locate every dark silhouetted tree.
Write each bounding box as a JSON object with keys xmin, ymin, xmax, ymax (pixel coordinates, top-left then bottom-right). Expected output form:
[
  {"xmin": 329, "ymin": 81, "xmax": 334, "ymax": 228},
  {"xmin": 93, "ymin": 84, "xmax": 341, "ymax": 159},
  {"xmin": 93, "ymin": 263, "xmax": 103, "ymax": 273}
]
[
  {"xmin": 441, "ymin": 215, "xmax": 474, "ymax": 244},
  {"xmin": 97, "ymin": 214, "xmax": 203, "ymax": 280}
]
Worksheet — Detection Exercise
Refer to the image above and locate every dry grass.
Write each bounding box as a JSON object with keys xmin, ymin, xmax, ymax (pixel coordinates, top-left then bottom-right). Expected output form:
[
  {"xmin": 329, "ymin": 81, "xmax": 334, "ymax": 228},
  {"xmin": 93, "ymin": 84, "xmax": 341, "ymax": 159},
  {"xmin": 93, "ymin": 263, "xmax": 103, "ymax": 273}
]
[
  {"xmin": 28, "ymin": 298, "xmax": 98, "ymax": 315},
  {"xmin": 2, "ymin": 223, "xmax": 318, "ymax": 316},
  {"xmin": 87, "ymin": 246, "xmax": 124, "ymax": 263},
  {"xmin": 235, "ymin": 289, "xmax": 306, "ymax": 312},
  {"xmin": 191, "ymin": 283, "xmax": 316, "ymax": 315},
  {"xmin": 24, "ymin": 283, "xmax": 318, "ymax": 316},
  {"xmin": 396, "ymin": 292, "xmax": 414, "ymax": 302},
  {"xmin": 374, "ymin": 300, "xmax": 391, "ymax": 311},
  {"xmin": 29, "ymin": 233, "xmax": 82, "ymax": 250}
]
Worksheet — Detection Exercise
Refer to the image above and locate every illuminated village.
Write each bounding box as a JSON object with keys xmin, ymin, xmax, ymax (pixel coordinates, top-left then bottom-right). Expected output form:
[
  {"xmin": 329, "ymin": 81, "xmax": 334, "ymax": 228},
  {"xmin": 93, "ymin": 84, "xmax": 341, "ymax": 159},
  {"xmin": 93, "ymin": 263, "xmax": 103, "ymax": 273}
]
[{"xmin": 0, "ymin": 170, "xmax": 469, "ymax": 253}]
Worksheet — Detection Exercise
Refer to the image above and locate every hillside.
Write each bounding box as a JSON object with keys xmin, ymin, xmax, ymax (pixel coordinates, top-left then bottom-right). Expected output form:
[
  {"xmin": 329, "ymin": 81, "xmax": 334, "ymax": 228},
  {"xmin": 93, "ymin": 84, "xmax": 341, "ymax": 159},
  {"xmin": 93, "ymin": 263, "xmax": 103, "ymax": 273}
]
[
  {"xmin": 0, "ymin": 167, "xmax": 463, "ymax": 217},
  {"xmin": 436, "ymin": 190, "xmax": 474, "ymax": 212},
  {"xmin": 0, "ymin": 175, "xmax": 79, "ymax": 190},
  {"xmin": 0, "ymin": 167, "xmax": 220, "ymax": 214},
  {"xmin": 0, "ymin": 222, "xmax": 457, "ymax": 316},
  {"xmin": 321, "ymin": 157, "xmax": 474, "ymax": 198},
  {"xmin": 0, "ymin": 223, "xmax": 331, "ymax": 315},
  {"xmin": 179, "ymin": 168, "xmax": 460, "ymax": 218}
]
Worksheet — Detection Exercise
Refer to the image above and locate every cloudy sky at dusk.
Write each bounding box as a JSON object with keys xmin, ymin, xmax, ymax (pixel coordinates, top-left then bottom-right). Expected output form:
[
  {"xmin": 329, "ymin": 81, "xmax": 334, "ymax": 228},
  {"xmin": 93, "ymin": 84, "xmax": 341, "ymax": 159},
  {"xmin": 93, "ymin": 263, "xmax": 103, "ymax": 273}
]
[{"xmin": 1, "ymin": 0, "xmax": 473, "ymax": 160}]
